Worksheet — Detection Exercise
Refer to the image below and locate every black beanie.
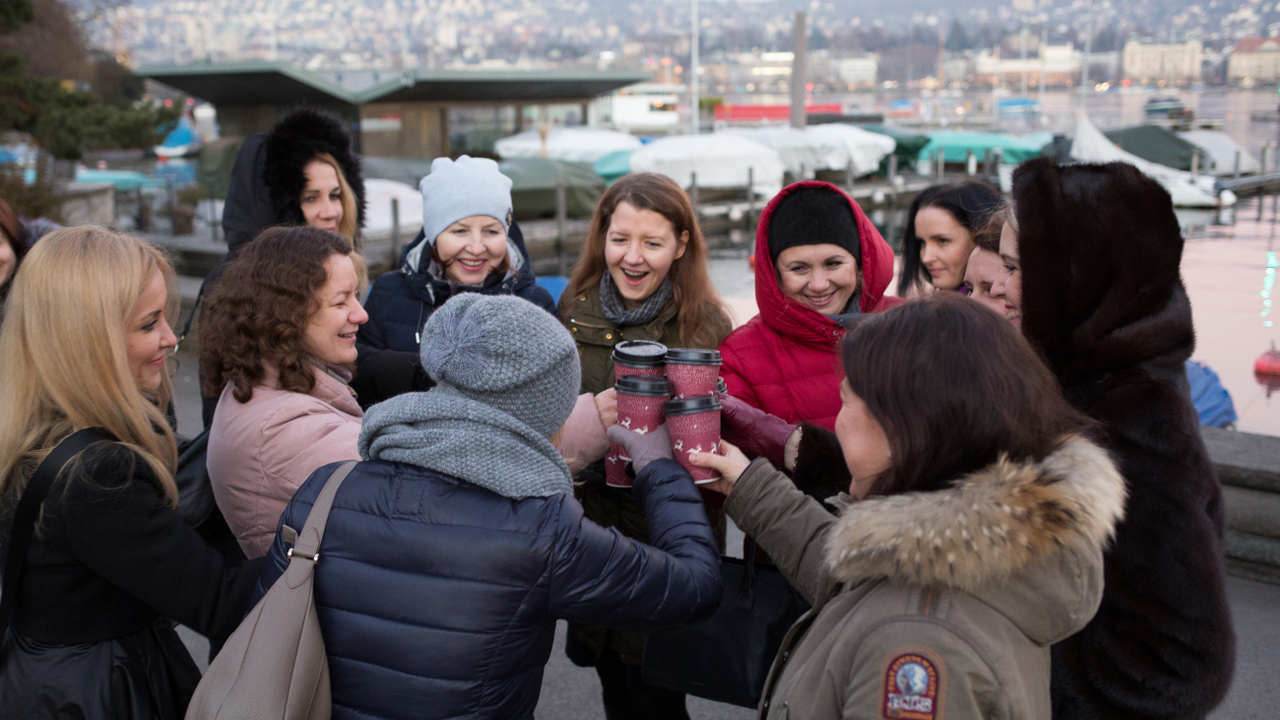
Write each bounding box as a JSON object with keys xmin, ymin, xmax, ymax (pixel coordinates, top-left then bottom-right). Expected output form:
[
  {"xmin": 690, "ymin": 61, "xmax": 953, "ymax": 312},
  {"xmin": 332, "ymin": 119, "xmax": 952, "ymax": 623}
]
[{"xmin": 767, "ymin": 187, "xmax": 862, "ymax": 266}]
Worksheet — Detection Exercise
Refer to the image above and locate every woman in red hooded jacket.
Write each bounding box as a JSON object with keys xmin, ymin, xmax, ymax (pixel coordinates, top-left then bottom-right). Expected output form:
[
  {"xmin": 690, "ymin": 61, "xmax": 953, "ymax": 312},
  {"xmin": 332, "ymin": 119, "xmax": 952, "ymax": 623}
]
[{"xmin": 720, "ymin": 181, "xmax": 900, "ymax": 430}]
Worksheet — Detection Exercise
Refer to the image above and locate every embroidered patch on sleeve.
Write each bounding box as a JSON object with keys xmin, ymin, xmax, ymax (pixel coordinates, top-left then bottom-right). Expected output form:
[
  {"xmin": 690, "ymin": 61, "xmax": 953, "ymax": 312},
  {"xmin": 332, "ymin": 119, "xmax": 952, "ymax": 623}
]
[{"xmin": 881, "ymin": 652, "xmax": 941, "ymax": 720}]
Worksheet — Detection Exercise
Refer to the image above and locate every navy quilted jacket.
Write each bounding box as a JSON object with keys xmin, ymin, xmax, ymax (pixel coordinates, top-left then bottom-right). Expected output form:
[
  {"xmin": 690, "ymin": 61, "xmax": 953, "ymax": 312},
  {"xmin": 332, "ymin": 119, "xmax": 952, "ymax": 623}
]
[
  {"xmin": 358, "ymin": 222, "xmax": 556, "ymax": 352},
  {"xmin": 254, "ymin": 458, "xmax": 722, "ymax": 720}
]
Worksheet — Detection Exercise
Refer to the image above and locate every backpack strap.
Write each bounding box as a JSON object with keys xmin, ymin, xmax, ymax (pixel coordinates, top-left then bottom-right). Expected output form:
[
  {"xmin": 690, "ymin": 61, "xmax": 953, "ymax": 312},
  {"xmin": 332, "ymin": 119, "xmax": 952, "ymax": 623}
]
[{"xmin": 1, "ymin": 428, "xmax": 115, "ymax": 638}]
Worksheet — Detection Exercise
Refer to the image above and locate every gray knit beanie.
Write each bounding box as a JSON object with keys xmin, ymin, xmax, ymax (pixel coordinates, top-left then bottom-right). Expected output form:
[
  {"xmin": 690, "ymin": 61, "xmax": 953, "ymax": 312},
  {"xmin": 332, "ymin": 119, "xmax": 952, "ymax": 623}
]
[
  {"xmin": 419, "ymin": 294, "xmax": 581, "ymax": 438},
  {"xmin": 419, "ymin": 155, "xmax": 514, "ymax": 245}
]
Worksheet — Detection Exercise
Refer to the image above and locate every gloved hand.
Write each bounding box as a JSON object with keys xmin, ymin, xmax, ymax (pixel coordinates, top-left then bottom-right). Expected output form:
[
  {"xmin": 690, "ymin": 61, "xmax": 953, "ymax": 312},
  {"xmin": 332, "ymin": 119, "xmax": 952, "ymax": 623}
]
[
  {"xmin": 606, "ymin": 424, "xmax": 673, "ymax": 474},
  {"xmin": 720, "ymin": 394, "xmax": 798, "ymax": 469}
]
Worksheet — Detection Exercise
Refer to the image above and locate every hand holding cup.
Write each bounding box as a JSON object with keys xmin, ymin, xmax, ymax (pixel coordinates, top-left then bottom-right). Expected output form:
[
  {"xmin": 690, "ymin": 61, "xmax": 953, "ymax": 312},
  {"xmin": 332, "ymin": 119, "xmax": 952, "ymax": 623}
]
[
  {"xmin": 690, "ymin": 440, "xmax": 752, "ymax": 495},
  {"xmin": 606, "ymin": 424, "xmax": 674, "ymax": 474}
]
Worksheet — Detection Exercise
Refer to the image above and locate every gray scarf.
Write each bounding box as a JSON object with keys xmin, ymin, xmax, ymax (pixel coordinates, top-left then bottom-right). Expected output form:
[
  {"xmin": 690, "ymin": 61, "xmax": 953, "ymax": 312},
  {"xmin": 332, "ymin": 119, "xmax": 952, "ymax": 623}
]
[
  {"xmin": 829, "ymin": 293, "xmax": 863, "ymax": 329},
  {"xmin": 358, "ymin": 385, "xmax": 572, "ymax": 499},
  {"xmin": 599, "ymin": 273, "xmax": 673, "ymax": 328}
]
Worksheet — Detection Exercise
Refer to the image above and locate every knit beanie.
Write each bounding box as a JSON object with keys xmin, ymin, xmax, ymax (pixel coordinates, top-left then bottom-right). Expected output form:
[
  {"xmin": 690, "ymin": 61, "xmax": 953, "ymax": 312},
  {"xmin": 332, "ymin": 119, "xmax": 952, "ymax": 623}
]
[
  {"xmin": 419, "ymin": 294, "xmax": 581, "ymax": 438},
  {"xmin": 419, "ymin": 155, "xmax": 514, "ymax": 245},
  {"xmin": 767, "ymin": 185, "xmax": 862, "ymax": 266}
]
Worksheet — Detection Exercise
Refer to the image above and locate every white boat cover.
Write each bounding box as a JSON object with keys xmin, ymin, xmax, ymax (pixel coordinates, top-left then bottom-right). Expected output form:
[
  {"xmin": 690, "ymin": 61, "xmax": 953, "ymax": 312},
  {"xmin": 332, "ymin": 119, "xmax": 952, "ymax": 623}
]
[
  {"xmin": 1070, "ymin": 113, "xmax": 1229, "ymax": 207},
  {"xmin": 494, "ymin": 127, "xmax": 642, "ymax": 163},
  {"xmin": 723, "ymin": 125, "xmax": 895, "ymax": 179},
  {"xmin": 628, "ymin": 134, "xmax": 786, "ymax": 198},
  {"xmin": 1178, "ymin": 130, "xmax": 1261, "ymax": 176},
  {"xmin": 363, "ymin": 178, "xmax": 424, "ymax": 236}
]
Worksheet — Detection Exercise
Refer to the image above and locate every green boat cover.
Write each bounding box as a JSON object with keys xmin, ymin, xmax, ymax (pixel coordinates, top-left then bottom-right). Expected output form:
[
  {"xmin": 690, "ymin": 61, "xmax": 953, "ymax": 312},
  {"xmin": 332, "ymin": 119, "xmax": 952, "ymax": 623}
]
[
  {"xmin": 593, "ymin": 149, "xmax": 635, "ymax": 185},
  {"xmin": 916, "ymin": 131, "xmax": 1045, "ymax": 166},
  {"xmin": 858, "ymin": 124, "xmax": 929, "ymax": 174},
  {"xmin": 498, "ymin": 157, "xmax": 605, "ymax": 220},
  {"xmin": 1102, "ymin": 125, "xmax": 1197, "ymax": 172},
  {"xmin": 197, "ymin": 137, "xmax": 246, "ymax": 199}
]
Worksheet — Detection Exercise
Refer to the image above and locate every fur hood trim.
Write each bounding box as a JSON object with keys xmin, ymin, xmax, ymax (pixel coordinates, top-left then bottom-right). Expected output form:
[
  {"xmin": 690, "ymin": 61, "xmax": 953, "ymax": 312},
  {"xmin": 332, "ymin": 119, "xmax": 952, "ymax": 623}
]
[
  {"xmin": 263, "ymin": 108, "xmax": 367, "ymax": 231},
  {"xmin": 824, "ymin": 435, "xmax": 1126, "ymax": 594}
]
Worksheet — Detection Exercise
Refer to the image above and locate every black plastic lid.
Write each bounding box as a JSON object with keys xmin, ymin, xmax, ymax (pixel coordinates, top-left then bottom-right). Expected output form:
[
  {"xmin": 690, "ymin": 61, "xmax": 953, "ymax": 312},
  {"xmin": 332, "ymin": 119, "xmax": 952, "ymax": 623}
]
[
  {"xmin": 664, "ymin": 394, "xmax": 722, "ymax": 416},
  {"xmin": 665, "ymin": 348, "xmax": 722, "ymax": 366},
  {"xmin": 612, "ymin": 340, "xmax": 668, "ymax": 367},
  {"xmin": 615, "ymin": 376, "xmax": 672, "ymax": 397}
]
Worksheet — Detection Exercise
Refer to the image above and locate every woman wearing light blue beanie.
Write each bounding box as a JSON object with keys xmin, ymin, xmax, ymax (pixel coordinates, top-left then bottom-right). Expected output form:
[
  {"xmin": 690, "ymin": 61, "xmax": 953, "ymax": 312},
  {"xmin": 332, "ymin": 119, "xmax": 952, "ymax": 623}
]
[{"xmin": 359, "ymin": 155, "xmax": 556, "ymax": 353}]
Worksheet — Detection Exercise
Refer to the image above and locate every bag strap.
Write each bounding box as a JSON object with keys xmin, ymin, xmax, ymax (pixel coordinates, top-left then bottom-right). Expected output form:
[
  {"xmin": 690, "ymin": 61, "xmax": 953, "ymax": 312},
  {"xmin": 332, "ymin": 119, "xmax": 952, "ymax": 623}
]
[
  {"xmin": 176, "ymin": 283, "xmax": 203, "ymax": 352},
  {"xmin": 281, "ymin": 461, "xmax": 358, "ymax": 590},
  {"xmin": 735, "ymin": 538, "xmax": 759, "ymax": 613},
  {"xmin": 1, "ymin": 428, "xmax": 114, "ymax": 638}
]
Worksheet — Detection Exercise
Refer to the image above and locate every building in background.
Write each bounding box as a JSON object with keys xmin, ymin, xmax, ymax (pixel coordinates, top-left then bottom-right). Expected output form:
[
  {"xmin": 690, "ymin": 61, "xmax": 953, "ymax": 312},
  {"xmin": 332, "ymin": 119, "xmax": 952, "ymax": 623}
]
[
  {"xmin": 836, "ymin": 56, "xmax": 879, "ymax": 89},
  {"xmin": 1122, "ymin": 40, "xmax": 1203, "ymax": 86},
  {"xmin": 1227, "ymin": 38, "xmax": 1280, "ymax": 83},
  {"xmin": 974, "ymin": 44, "xmax": 1083, "ymax": 87}
]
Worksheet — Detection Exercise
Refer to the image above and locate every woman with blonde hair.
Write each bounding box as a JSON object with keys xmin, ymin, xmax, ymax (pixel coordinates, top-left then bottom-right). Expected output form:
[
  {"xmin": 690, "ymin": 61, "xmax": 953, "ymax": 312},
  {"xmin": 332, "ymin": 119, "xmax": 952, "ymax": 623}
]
[{"xmin": 0, "ymin": 228, "xmax": 263, "ymax": 719}]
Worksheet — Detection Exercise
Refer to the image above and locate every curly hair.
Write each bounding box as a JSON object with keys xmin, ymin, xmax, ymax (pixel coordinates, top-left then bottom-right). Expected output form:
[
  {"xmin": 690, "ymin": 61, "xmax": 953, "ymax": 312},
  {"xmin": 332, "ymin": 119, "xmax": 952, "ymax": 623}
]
[{"xmin": 199, "ymin": 225, "xmax": 352, "ymax": 403}]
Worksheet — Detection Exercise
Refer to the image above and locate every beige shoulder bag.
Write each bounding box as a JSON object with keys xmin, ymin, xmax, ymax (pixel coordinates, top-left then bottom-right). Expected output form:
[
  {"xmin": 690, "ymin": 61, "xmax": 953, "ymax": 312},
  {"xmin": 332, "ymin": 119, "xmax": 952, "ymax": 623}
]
[{"xmin": 185, "ymin": 460, "xmax": 358, "ymax": 720}]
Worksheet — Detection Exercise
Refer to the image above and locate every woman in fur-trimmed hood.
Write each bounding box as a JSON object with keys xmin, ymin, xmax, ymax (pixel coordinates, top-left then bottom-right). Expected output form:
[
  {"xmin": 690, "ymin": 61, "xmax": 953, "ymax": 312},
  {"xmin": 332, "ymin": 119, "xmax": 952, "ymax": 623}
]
[
  {"xmin": 993, "ymin": 158, "xmax": 1235, "ymax": 720},
  {"xmin": 683, "ymin": 295, "xmax": 1128, "ymax": 720}
]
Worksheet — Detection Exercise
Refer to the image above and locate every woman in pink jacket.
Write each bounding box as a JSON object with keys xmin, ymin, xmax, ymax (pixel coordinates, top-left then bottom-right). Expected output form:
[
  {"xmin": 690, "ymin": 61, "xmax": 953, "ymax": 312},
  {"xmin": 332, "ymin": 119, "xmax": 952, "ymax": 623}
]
[{"xmin": 201, "ymin": 225, "xmax": 613, "ymax": 558}]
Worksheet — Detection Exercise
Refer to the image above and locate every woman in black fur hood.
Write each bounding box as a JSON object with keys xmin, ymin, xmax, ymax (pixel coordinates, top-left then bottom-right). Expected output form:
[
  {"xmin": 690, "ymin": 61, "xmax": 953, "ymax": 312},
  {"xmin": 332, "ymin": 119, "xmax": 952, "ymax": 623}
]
[{"xmin": 993, "ymin": 158, "xmax": 1235, "ymax": 720}]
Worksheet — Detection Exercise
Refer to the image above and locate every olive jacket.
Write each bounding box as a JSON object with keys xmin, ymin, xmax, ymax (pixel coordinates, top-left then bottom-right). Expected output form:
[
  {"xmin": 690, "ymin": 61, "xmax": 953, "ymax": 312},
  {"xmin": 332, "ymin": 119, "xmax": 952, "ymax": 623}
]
[
  {"xmin": 725, "ymin": 435, "xmax": 1126, "ymax": 720},
  {"xmin": 557, "ymin": 281, "xmax": 733, "ymax": 664}
]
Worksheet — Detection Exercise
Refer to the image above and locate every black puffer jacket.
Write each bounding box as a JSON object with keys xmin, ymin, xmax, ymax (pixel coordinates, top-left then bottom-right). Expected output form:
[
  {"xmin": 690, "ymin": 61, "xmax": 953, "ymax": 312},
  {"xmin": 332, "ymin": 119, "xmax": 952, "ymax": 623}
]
[
  {"xmin": 1012, "ymin": 159, "xmax": 1235, "ymax": 720},
  {"xmin": 254, "ymin": 457, "xmax": 722, "ymax": 720},
  {"xmin": 358, "ymin": 224, "xmax": 556, "ymax": 352}
]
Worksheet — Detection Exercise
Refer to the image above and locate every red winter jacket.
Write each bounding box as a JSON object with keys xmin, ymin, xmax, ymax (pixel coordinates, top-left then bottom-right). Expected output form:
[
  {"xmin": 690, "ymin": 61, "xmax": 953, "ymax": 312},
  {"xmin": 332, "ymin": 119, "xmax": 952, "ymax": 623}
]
[{"xmin": 720, "ymin": 181, "xmax": 902, "ymax": 430}]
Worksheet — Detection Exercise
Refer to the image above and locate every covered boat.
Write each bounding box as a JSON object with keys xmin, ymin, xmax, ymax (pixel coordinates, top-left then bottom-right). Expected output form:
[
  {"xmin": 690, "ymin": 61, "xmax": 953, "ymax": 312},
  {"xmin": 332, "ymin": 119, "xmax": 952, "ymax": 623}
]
[
  {"xmin": 723, "ymin": 124, "xmax": 894, "ymax": 180},
  {"xmin": 1178, "ymin": 130, "xmax": 1262, "ymax": 176},
  {"xmin": 494, "ymin": 127, "xmax": 642, "ymax": 164},
  {"xmin": 1070, "ymin": 112, "xmax": 1233, "ymax": 207},
  {"xmin": 154, "ymin": 116, "xmax": 202, "ymax": 158},
  {"xmin": 916, "ymin": 131, "xmax": 1045, "ymax": 171},
  {"xmin": 498, "ymin": 157, "xmax": 605, "ymax": 220},
  {"xmin": 626, "ymin": 133, "xmax": 785, "ymax": 198},
  {"xmin": 858, "ymin": 124, "xmax": 930, "ymax": 174},
  {"xmin": 1103, "ymin": 125, "xmax": 1198, "ymax": 171},
  {"xmin": 593, "ymin": 149, "xmax": 636, "ymax": 185}
]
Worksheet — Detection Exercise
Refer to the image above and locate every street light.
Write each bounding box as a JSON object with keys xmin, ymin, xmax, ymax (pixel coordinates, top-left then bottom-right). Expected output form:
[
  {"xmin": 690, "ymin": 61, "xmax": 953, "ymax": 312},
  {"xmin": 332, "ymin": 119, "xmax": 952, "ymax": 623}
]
[
  {"xmin": 1079, "ymin": 0, "xmax": 1095, "ymax": 110},
  {"xmin": 690, "ymin": 0, "xmax": 699, "ymax": 134}
]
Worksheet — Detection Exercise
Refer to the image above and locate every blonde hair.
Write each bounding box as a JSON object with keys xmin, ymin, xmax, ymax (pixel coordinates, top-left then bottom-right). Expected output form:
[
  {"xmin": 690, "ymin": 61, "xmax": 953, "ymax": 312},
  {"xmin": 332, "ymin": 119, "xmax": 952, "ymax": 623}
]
[
  {"xmin": 312, "ymin": 152, "xmax": 368, "ymax": 293},
  {"xmin": 0, "ymin": 227, "xmax": 180, "ymax": 509}
]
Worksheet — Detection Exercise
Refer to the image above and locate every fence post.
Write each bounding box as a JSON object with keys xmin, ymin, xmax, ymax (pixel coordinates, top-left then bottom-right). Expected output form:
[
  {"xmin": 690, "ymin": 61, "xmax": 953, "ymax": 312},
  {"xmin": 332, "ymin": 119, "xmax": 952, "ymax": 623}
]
[
  {"xmin": 555, "ymin": 183, "xmax": 567, "ymax": 276},
  {"xmin": 1236, "ymin": 149, "xmax": 1243, "ymax": 180},
  {"xmin": 390, "ymin": 197, "xmax": 401, "ymax": 267},
  {"xmin": 690, "ymin": 172, "xmax": 699, "ymax": 216},
  {"xmin": 1190, "ymin": 149, "xmax": 1200, "ymax": 178},
  {"xmin": 167, "ymin": 180, "xmax": 176, "ymax": 236},
  {"xmin": 746, "ymin": 167, "xmax": 755, "ymax": 228},
  {"xmin": 966, "ymin": 150, "xmax": 977, "ymax": 177},
  {"xmin": 936, "ymin": 148, "xmax": 946, "ymax": 179}
]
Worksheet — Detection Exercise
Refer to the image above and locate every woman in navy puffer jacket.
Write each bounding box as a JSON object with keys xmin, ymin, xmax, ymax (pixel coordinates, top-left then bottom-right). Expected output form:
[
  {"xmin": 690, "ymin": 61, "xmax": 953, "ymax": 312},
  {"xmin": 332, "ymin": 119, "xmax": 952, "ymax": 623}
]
[{"xmin": 256, "ymin": 294, "xmax": 722, "ymax": 720}]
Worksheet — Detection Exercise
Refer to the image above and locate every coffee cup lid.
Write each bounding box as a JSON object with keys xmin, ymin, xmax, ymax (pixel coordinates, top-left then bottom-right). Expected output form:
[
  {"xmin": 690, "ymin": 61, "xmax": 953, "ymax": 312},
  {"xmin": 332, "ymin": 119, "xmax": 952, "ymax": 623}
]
[
  {"xmin": 612, "ymin": 340, "xmax": 667, "ymax": 367},
  {"xmin": 665, "ymin": 348, "xmax": 722, "ymax": 365},
  {"xmin": 615, "ymin": 376, "xmax": 672, "ymax": 397},
  {"xmin": 664, "ymin": 394, "xmax": 722, "ymax": 416}
]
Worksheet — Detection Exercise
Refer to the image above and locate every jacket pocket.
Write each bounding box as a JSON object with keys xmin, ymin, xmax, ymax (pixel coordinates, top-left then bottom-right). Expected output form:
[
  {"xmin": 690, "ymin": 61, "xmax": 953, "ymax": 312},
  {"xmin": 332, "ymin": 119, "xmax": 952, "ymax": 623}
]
[{"xmin": 567, "ymin": 317, "xmax": 620, "ymax": 348}]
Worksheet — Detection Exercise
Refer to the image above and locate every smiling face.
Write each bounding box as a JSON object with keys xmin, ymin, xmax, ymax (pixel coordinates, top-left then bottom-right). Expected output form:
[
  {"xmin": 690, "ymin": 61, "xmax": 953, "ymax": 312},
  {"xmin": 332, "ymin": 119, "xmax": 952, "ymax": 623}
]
[
  {"xmin": 305, "ymin": 253, "xmax": 368, "ymax": 366},
  {"xmin": 125, "ymin": 270, "xmax": 178, "ymax": 392},
  {"xmin": 963, "ymin": 247, "xmax": 1007, "ymax": 316},
  {"xmin": 433, "ymin": 215, "xmax": 509, "ymax": 286},
  {"xmin": 300, "ymin": 160, "xmax": 344, "ymax": 233},
  {"xmin": 776, "ymin": 244, "xmax": 861, "ymax": 315},
  {"xmin": 0, "ymin": 229, "xmax": 14, "ymax": 290},
  {"xmin": 915, "ymin": 205, "xmax": 976, "ymax": 291},
  {"xmin": 834, "ymin": 379, "xmax": 893, "ymax": 499},
  {"xmin": 603, "ymin": 201, "xmax": 688, "ymax": 308},
  {"xmin": 990, "ymin": 222, "xmax": 1023, "ymax": 326}
]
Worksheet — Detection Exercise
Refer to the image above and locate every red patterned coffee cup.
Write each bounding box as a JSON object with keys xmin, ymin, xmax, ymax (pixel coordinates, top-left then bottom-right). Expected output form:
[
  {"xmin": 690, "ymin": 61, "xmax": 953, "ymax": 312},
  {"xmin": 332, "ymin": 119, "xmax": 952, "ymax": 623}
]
[
  {"xmin": 607, "ymin": 376, "xmax": 672, "ymax": 487},
  {"xmin": 605, "ymin": 442, "xmax": 631, "ymax": 488},
  {"xmin": 665, "ymin": 348, "xmax": 722, "ymax": 399},
  {"xmin": 612, "ymin": 340, "xmax": 667, "ymax": 382},
  {"xmin": 664, "ymin": 394, "xmax": 722, "ymax": 483}
]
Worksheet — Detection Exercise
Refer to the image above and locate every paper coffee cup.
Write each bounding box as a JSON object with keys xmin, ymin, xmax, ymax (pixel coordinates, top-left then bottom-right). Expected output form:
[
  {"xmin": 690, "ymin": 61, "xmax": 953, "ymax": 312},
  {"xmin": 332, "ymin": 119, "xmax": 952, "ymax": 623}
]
[{"xmin": 664, "ymin": 394, "xmax": 722, "ymax": 483}]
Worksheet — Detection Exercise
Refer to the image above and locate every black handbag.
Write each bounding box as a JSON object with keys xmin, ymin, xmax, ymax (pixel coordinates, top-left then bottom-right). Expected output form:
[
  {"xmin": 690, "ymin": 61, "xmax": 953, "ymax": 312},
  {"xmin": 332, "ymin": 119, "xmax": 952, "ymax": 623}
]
[{"xmin": 641, "ymin": 540, "xmax": 811, "ymax": 708}]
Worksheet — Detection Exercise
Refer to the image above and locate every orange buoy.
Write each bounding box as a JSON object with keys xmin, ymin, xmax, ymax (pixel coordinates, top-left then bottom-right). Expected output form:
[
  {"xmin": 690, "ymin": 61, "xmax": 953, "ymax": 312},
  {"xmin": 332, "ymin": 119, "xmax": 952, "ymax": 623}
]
[{"xmin": 1255, "ymin": 341, "xmax": 1280, "ymax": 375}]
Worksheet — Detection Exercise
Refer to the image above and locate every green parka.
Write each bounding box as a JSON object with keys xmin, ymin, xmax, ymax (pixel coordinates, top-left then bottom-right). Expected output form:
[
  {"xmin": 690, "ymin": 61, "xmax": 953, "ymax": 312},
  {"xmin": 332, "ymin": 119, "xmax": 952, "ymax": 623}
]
[
  {"xmin": 558, "ymin": 282, "xmax": 733, "ymax": 663},
  {"xmin": 725, "ymin": 435, "xmax": 1126, "ymax": 720}
]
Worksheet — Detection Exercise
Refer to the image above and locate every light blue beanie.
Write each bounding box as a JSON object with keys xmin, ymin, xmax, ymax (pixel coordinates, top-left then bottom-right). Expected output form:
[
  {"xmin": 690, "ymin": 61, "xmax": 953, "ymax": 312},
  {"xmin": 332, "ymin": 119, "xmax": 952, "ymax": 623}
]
[{"xmin": 419, "ymin": 155, "xmax": 514, "ymax": 245}]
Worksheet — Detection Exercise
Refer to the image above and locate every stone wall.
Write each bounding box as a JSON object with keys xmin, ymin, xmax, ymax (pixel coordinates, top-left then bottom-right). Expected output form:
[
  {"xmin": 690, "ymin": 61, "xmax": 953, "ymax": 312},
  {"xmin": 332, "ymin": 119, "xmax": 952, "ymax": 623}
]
[{"xmin": 1202, "ymin": 427, "xmax": 1280, "ymax": 584}]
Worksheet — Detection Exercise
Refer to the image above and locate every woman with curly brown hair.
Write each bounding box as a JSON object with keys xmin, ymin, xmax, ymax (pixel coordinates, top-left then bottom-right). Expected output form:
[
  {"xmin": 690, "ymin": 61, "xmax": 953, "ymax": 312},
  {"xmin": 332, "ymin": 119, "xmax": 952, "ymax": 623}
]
[{"xmin": 200, "ymin": 225, "xmax": 368, "ymax": 558}]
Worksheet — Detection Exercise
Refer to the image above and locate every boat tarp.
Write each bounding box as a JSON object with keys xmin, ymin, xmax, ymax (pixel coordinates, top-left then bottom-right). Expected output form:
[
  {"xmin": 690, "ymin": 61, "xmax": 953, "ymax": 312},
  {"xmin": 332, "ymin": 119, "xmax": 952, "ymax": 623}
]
[
  {"xmin": 1186, "ymin": 360, "xmax": 1237, "ymax": 428},
  {"xmin": 494, "ymin": 127, "xmax": 642, "ymax": 164},
  {"xmin": 916, "ymin": 131, "xmax": 1044, "ymax": 169},
  {"xmin": 197, "ymin": 137, "xmax": 246, "ymax": 199},
  {"xmin": 1069, "ymin": 113, "xmax": 1225, "ymax": 208},
  {"xmin": 593, "ymin": 149, "xmax": 635, "ymax": 184},
  {"xmin": 74, "ymin": 169, "xmax": 167, "ymax": 191},
  {"xmin": 363, "ymin": 178, "xmax": 424, "ymax": 236},
  {"xmin": 1103, "ymin": 125, "xmax": 1198, "ymax": 171},
  {"xmin": 724, "ymin": 125, "xmax": 894, "ymax": 178},
  {"xmin": 858, "ymin": 124, "xmax": 929, "ymax": 173},
  {"xmin": 363, "ymin": 156, "xmax": 436, "ymax": 188},
  {"xmin": 497, "ymin": 157, "xmax": 605, "ymax": 220},
  {"xmin": 1178, "ymin": 130, "xmax": 1261, "ymax": 176},
  {"xmin": 627, "ymin": 134, "xmax": 786, "ymax": 198}
]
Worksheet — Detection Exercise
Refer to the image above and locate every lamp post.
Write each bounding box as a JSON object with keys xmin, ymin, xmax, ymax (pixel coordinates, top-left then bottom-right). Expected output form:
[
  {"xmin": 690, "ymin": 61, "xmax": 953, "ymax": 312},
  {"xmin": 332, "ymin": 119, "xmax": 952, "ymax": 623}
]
[
  {"xmin": 690, "ymin": 0, "xmax": 699, "ymax": 134},
  {"xmin": 1079, "ymin": 0, "xmax": 1095, "ymax": 110}
]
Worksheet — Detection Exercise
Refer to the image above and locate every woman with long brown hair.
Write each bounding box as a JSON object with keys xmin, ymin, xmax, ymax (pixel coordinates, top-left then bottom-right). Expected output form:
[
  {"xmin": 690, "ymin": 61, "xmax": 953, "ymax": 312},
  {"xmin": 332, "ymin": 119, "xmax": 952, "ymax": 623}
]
[
  {"xmin": 0, "ymin": 228, "xmax": 261, "ymax": 719},
  {"xmin": 558, "ymin": 171, "xmax": 732, "ymax": 718}
]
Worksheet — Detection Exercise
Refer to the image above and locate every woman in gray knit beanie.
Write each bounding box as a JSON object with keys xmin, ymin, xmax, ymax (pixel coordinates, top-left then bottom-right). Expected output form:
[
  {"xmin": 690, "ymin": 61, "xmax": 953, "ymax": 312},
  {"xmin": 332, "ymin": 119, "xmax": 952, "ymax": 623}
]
[{"xmin": 257, "ymin": 292, "xmax": 722, "ymax": 719}]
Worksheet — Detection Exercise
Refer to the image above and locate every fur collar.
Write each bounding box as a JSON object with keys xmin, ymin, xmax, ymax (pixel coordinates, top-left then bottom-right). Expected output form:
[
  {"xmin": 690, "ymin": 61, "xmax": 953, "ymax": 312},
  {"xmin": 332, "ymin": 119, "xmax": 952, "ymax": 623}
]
[{"xmin": 824, "ymin": 435, "xmax": 1125, "ymax": 594}]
